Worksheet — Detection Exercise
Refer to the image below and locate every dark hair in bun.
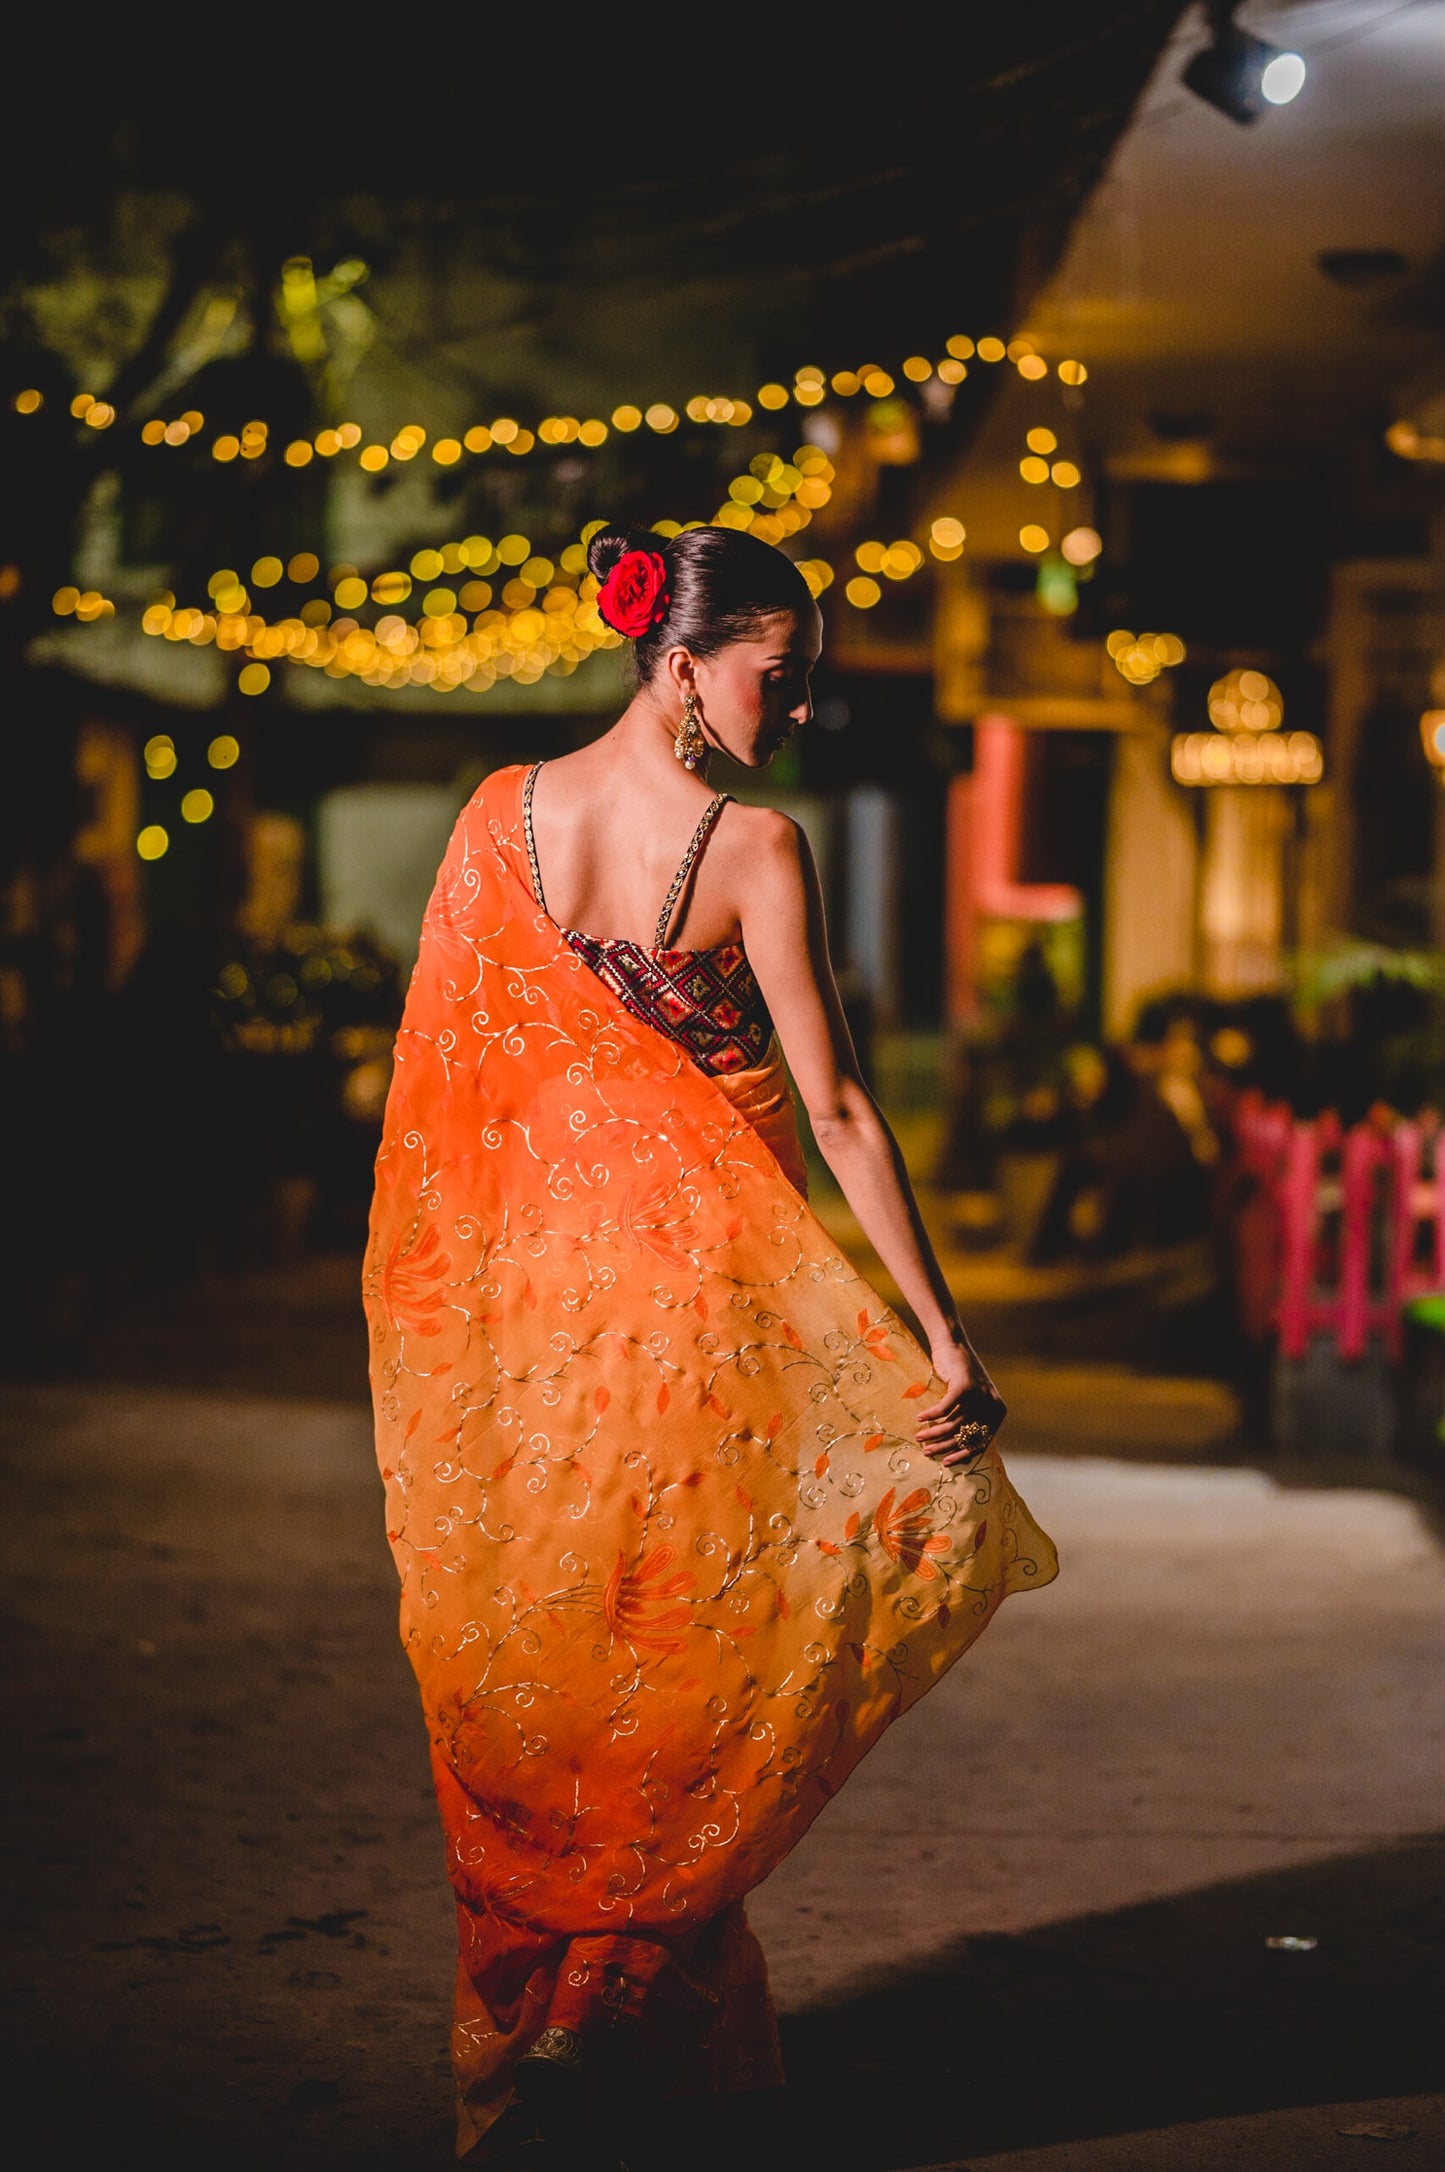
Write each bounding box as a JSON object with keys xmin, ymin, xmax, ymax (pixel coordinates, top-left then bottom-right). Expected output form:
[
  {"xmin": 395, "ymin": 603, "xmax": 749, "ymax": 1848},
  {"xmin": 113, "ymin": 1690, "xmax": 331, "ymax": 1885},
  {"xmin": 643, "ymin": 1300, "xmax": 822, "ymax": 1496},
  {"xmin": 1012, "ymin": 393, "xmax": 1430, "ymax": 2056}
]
[{"xmin": 587, "ymin": 523, "xmax": 814, "ymax": 685}]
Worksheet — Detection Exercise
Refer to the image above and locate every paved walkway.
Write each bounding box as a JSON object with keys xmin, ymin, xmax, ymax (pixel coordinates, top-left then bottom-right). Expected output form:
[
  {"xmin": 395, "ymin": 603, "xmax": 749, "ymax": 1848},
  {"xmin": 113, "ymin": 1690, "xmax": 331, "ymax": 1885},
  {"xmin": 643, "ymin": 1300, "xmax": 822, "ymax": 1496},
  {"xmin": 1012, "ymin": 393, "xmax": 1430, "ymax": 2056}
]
[
  {"xmin": 3, "ymin": 1378, "xmax": 1439, "ymax": 2169},
  {"xmin": 961, "ymin": 2095, "xmax": 1445, "ymax": 2169}
]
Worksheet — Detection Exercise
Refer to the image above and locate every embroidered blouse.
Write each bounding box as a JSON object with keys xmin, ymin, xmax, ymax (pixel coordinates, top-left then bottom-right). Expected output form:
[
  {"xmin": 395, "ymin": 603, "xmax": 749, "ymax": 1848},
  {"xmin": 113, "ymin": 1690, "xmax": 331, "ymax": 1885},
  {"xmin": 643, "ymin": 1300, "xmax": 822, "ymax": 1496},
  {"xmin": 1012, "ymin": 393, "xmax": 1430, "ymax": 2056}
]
[{"xmin": 522, "ymin": 760, "xmax": 775, "ymax": 1076}]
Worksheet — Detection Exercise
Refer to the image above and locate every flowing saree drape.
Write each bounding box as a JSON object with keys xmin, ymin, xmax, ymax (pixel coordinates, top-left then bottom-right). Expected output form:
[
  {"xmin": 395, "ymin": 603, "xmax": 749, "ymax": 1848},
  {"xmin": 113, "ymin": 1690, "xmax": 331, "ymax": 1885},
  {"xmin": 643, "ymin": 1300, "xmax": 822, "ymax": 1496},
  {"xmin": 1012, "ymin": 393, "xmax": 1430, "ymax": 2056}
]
[{"xmin": 364, "ymin": 764, "xmax": 1059, "ymax": 2156}]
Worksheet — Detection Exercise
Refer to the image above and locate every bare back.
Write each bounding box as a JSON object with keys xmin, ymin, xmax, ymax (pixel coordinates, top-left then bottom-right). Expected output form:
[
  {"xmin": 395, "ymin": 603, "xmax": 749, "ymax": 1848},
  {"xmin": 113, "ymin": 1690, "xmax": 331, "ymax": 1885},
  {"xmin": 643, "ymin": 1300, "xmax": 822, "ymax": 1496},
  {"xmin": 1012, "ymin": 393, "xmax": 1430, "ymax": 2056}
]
[
  {"xmin": 525, "ymin": 737, "xmax": 760, "ymax": 951},
  {"xmin": 526, "ymin": 736, "xmax": 864, "ymax": 1138}
]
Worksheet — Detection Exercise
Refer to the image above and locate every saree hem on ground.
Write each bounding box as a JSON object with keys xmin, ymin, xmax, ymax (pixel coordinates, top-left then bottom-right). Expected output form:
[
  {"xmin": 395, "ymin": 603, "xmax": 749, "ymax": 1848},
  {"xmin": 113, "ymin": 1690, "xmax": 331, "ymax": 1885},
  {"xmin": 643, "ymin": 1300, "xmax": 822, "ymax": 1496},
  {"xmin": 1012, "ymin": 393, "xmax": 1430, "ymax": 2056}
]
[{"xmin": 363, "ymin": 764, "xmax": 1059, "ymax": 2157}]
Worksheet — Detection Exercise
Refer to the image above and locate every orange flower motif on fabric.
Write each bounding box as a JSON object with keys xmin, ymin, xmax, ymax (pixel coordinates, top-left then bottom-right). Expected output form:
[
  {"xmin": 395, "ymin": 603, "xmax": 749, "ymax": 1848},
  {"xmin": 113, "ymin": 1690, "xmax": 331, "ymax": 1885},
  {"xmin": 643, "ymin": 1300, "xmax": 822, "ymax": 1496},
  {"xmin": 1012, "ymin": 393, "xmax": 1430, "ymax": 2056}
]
[
  {"xmin": 603, "ymin": 1542, "xmax": 697, "ymax": 1654},
  {"xmin": 857, "ymin": 1308, "xmax": 899, "ymax": 1362},
  {"xmin": 378, "ymin": 1222, "xmax": 452, "ymax": 1337},
  {"xmin": 873, "ymin": 1487, "xmax": 952, "ymax": 1581},
  {"xmin": 620, "ymin": 1176, "xmax": 701, "ymax": 1274}
]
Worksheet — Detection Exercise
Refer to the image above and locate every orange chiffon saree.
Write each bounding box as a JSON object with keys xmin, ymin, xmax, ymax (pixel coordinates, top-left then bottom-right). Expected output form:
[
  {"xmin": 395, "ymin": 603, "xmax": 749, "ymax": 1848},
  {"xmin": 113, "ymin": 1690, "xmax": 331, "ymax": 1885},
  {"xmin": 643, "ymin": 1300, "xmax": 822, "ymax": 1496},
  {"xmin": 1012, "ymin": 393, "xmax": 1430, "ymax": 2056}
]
[{"xmin": 364, "ymin": 763, "xmax": 1058, "ymax": 2157}]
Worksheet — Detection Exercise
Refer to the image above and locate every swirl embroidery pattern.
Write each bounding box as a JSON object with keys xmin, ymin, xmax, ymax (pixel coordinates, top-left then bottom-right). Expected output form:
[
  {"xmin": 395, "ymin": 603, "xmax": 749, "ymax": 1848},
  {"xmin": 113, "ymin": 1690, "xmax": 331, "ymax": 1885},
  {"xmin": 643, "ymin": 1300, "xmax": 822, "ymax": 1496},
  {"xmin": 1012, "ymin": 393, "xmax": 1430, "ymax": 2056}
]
[{"xmin": 364, "ymin": 763, "xmax": 1059, "ymax": 2151}]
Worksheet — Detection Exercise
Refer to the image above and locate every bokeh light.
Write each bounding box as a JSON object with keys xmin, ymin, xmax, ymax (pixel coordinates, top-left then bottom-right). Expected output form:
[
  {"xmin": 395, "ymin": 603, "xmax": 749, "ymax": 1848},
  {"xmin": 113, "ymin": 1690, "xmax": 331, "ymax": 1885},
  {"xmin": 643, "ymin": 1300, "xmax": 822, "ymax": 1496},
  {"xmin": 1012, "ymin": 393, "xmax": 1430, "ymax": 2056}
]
[
  {"xmin": 1061, "ymin": 526, "xmax": 1102, "ymax": 565},
  {"xmin": 1208, "ymin": 667, "xmax": 1280, "ymax": 731}
]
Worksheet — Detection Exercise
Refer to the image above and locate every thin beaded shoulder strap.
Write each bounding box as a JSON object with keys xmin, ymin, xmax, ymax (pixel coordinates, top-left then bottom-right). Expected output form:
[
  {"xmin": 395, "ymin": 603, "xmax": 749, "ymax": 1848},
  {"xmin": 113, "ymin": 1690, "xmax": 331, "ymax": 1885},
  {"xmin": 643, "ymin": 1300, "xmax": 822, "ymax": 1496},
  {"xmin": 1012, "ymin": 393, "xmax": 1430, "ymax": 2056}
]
[
  {"xmin": 522, "ymin": 760, "xmax": 546, "ymax": 912},
  {"xmin": 655, "ymin": 791, "xmax": 732, "ymax": 949}
]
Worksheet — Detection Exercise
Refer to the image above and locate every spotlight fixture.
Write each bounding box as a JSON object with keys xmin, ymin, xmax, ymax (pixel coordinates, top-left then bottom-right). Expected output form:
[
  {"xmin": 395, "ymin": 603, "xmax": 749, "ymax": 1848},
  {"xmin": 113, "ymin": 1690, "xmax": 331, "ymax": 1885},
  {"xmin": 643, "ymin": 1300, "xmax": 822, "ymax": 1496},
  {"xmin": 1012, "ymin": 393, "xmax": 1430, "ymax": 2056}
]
[{"xmin": 1183, "ymin": 3, "xmax": 1306, "ymax": 125}]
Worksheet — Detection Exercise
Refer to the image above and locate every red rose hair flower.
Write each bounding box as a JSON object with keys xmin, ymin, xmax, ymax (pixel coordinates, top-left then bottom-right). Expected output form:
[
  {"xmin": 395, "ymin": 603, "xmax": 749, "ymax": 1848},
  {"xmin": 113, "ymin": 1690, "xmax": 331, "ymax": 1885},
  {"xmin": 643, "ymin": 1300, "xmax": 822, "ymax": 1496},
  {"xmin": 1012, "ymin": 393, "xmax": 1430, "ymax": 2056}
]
[{"xmin": 596, "ymin": 548, "xmax": 670, "ymax": 637}]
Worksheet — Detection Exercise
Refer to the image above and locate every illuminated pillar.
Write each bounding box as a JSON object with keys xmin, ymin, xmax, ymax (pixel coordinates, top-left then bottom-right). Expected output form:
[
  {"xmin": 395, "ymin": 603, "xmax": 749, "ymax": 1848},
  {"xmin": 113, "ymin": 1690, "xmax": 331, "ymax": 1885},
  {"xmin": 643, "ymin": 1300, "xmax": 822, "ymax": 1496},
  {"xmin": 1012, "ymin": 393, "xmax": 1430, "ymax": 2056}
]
[
  {"xmin": 945, "ymin": 773, "xmax": 976, "ymax": 1028},
  {"xmin": 1198, "ymin": 785, "xmax": 1290, "ymax": 994},
  {"xmin": 1103, "ymin": 720, "xmax": 1198, "ymax": 1038},
  {"xmin": 843, "ymin": 787, "xmax": 902, "ymax": 1029},
  {"xmin": 944, "ymin": 715, "xmax": 1083, "ymax": 1028}
]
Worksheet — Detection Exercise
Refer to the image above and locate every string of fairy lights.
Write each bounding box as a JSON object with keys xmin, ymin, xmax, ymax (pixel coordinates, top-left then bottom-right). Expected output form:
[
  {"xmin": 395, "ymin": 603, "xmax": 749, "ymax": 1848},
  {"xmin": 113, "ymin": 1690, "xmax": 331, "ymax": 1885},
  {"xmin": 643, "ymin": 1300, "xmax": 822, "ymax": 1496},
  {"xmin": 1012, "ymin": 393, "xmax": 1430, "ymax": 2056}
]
[
  {"xmin": 15, "ymin": 330, "xmax": 1087, "ymax": 475},
  {"xmin": 17, "ymin": 324, "xmax": 1129, "ymax": 860},
  {"xmin": 32, "ymin": 330, "xmax": 1101, "ymax": 651},
  {"xmin": 18, "ymin": 327, "xmax": 1099, "ymax": 605}
]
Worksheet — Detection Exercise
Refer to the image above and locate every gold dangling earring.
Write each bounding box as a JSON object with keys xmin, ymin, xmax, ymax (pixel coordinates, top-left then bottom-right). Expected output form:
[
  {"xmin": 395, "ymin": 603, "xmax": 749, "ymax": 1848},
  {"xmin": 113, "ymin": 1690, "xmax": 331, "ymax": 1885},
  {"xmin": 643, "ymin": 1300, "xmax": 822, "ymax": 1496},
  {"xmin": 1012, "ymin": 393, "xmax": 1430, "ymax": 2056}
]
[{"xmin": 673, "ymin": 690, "xmax": 706, "ymax": 770}]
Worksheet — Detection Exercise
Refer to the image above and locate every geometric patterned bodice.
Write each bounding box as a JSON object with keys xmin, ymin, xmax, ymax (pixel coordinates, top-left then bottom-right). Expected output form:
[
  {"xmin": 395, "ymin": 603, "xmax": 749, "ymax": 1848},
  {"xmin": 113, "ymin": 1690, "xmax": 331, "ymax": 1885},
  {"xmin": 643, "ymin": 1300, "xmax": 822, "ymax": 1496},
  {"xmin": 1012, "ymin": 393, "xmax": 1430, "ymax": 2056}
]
[{"xmin": 522, "ymin": 760, "xmax": 776, "ymax": 1076}]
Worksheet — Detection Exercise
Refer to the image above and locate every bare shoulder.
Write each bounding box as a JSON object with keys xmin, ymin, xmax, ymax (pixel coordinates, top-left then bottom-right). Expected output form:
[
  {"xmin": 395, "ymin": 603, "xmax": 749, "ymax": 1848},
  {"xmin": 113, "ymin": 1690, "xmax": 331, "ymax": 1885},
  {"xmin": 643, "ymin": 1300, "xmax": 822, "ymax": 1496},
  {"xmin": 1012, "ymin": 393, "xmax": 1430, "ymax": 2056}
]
[
  {"xmin": 719, "ymin": 806, "xmax": 817, "ymax": 949},
  {"xmin": 528, "ymin": 743, "xmax": 607, "ymax": 802},
  {"xmin": 716, "ymin": 800, "xmax": 808, "ymax": 872}
]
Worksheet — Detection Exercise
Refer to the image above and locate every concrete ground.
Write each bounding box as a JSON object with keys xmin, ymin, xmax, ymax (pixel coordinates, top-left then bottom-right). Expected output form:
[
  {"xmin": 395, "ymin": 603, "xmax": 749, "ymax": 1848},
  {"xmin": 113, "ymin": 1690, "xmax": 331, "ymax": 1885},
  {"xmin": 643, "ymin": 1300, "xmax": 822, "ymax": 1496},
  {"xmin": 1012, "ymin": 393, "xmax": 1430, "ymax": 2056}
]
[{"xmin": 3, "ymin": 1344, "xmax": 1440, "ymax": 2171}]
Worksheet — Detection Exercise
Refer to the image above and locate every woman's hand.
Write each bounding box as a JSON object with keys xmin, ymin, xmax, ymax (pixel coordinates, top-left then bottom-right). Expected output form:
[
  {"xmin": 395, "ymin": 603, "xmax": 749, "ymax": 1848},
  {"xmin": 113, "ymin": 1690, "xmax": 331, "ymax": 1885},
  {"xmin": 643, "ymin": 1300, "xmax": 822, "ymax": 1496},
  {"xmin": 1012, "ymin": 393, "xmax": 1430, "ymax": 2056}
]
[{"xmin": 915, "ymin": 1334, "xmax": 1008, "ymax": 1466}]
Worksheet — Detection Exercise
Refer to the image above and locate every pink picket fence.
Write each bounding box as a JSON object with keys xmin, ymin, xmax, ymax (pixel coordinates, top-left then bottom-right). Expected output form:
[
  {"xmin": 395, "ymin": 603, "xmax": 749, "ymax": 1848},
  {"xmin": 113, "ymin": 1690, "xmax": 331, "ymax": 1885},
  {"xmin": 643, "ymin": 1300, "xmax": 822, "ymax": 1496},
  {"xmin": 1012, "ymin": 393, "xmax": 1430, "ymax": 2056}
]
[{"xmin": 1229, "ymin": 1092, "xmax": 1445, "ymax": 1360}]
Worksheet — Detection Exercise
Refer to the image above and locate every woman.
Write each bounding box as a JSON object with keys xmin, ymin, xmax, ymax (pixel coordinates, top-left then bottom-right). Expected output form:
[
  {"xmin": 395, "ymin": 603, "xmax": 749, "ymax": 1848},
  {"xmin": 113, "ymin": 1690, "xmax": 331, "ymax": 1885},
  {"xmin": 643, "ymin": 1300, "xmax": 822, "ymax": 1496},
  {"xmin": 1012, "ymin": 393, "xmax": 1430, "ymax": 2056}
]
[{"xmin": 364, "ymin": 524, "xmax": 1058, "ymax": 2167}]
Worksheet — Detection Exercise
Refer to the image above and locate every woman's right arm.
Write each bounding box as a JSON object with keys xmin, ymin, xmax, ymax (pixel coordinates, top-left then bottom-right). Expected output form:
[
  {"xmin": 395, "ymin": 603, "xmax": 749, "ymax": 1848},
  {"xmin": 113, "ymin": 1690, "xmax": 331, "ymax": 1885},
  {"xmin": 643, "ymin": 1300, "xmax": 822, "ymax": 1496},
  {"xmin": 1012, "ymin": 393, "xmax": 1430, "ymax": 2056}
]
[{"xmin": 735, "ymin": 809, "xmax": 1004, "ymax": 1463}]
